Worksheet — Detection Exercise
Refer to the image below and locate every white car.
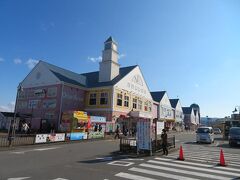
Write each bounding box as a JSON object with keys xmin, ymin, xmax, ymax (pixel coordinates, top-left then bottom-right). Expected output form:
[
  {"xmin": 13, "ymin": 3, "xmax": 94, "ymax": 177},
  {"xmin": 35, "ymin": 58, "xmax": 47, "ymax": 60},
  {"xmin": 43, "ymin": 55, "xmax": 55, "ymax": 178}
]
[{"xmin": 196, "ymin": 127, "xmax": 214, "ymax": 144}]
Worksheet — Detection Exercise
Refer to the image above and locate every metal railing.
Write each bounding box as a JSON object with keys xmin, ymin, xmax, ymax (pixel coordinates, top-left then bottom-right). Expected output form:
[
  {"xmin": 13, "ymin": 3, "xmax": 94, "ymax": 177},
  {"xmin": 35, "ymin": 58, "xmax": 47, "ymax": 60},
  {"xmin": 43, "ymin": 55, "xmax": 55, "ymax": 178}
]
[{"xmin": 0, "ymin": 134, "xmax": 35, "ymax": 147}]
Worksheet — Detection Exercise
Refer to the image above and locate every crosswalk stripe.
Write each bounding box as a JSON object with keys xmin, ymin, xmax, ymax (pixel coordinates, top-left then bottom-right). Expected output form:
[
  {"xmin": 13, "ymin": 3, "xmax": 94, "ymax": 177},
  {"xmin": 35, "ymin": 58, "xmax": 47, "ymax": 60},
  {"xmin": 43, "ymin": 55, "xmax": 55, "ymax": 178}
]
[
  {"xmin": 154, "ymin": 157, "xmax": 212, "ymax": 167},
  {"xmin": 115, "ymin": 172, "xmax": 157, "ymax": 180},
  {"xmin": 182, "ymin": 151, "xmax": 240, "ymax": 159},
  {"xmin": 155, "ymin": 157, "xmax": 240, "ymax": 173},
  {"xmin": 140, "ymin": 163, "xmax": 232, "ymax": 180},
  {"xmin": 167, "ymin": 154, "xmax": 240, "ymax": 167},
  {"xmin": 147, "ymin": 160, "xmax": 240, "ymax": 177},
  {"xmin": 129, "ymin": 167, "xmax": 200, "ymax": 180}
]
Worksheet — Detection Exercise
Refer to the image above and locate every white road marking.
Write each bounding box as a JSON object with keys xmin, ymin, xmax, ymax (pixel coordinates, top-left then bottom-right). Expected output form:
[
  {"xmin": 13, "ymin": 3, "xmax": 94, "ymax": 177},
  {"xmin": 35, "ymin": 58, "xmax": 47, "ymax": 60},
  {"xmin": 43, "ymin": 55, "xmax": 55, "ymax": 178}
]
[
  {"xmin": 108, "ymin": 161, "xmax": 134, "ymax": 167},
  {"xmin": 129, "ymin": 167, "xmax": 200, "ymax": 180},
  {"xmin": 115, "ymin": 172, "xmax": 157, "ymax": 180},
  {"xmin": 34, "ymin": 147, "xmax": 59, "ymax": 151},
  {"xmin": 52, "ymin": 178, "xmax": 69, "ymax": 180},
  {"xmin": 147, "ymin": 160, "xmax": 240, "ymax": 177},
  {"xmin": 10, "ymin": 147, "xmax": 60, "ymax": 154},
  {"xmin": 125, "ymin": 158, "xmax": 144, "ymax": 161},
  {"xmin": 7, "ymin": 177, "xmax": 30, "ymax": 180},
  {"xmin": 140, "ymin": 163, "xmax": 232, "ymax": 180}
]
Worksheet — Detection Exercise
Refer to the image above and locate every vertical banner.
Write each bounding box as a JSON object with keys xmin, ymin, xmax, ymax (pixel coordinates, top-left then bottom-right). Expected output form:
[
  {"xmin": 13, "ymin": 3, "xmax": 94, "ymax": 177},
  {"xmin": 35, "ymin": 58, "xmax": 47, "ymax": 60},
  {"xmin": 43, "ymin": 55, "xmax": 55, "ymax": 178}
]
[{"xmin": 137, "ymin": 119, "xmax": 151, "ymax": 150}]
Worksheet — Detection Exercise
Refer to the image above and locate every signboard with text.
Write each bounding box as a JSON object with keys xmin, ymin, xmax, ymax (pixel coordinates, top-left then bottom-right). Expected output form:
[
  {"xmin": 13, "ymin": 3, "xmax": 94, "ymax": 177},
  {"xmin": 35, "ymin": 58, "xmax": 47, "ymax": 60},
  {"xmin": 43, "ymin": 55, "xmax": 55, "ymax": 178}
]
[{"xmin": 137, "ymin": 119, "xmax": 151, "ymax": 150}]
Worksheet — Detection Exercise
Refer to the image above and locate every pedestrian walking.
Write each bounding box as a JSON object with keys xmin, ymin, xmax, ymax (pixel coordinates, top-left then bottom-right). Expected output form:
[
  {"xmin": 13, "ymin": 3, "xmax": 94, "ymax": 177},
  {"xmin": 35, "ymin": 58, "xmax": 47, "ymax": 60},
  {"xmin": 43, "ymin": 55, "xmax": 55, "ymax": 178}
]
[
  {"xmin": 161, "ymin": 129, "xmax": 168, "ymax": 155},
  {"xmin": 114, "ymin": 125, "xmax": 120, "ymax": 139}
]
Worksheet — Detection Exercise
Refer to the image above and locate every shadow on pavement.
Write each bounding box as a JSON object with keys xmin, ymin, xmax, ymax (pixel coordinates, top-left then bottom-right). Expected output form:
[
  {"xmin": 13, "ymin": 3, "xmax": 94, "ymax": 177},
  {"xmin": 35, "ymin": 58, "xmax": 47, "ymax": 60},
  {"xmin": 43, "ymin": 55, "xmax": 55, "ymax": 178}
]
[{"xmin": 78, "ymin": 151, "xmax": 132, "ymax": 164}]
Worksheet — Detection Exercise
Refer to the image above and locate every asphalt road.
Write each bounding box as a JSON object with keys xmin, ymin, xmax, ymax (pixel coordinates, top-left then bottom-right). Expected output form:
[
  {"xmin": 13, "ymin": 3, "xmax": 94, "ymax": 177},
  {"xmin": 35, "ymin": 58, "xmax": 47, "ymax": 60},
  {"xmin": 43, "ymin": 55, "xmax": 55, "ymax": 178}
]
[{"xmin": 0, "ymin": 133, "xmax": 239, "ymax": 180}]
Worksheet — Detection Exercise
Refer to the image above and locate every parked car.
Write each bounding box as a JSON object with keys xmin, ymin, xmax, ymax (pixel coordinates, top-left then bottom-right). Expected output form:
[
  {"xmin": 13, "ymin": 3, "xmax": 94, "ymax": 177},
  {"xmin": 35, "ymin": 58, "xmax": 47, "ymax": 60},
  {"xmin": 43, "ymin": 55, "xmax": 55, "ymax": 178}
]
[
  {"xmin": 229, "ymin": 127, "xmax": 240, "ymax": 147},
  {"xmin": 213, "ymin": 128, "xmax": 222, "ymax": 134},
  {"xmin": 196, "ymin": 127, "xmax": 214, "ymax": 144}
]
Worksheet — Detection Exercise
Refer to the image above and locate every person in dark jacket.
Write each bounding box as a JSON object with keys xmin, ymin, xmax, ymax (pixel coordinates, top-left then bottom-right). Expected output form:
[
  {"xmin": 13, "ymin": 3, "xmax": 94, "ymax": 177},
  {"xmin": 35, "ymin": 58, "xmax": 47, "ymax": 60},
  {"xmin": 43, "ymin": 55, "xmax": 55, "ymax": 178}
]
[
  {"xmin": 161, "ymin": 129, "xmax": 168, "ymax": 155},
  {"xmin": 114, "ymin": 125, "xmax": 120, "ymax": 139}
]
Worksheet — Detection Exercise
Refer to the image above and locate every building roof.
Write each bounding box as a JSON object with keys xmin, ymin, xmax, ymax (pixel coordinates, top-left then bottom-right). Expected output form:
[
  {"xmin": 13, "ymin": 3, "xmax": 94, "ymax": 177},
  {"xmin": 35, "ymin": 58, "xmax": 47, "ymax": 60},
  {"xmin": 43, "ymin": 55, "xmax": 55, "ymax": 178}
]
[
  {"xmin": 169, "ymin": 99, "xmax": 179, "ymax": 108},
  {"xmin": 41, "ymin": 60, "xmax": 137, "ymax": 88},
  {"xmin": 150, "ymin": 91, "xmax": 166, "ymax": 102},
  {"xmin": 0, "ymin": 112, "xmax": 20, "ymax": 117},
  {"xmin": 81, "ymin": 65, "xmax": 137, "ymax": 88},
  {"xmin": 42, "ymin": 61, "xmax": 87, "ymax": 87},
  {"xmin": 182, "ymin": 107, "xmax": 193, "ymax": 114},
  {"xmin": 105, "ymin": 36, "xmax": 115, "ymax": 43}
]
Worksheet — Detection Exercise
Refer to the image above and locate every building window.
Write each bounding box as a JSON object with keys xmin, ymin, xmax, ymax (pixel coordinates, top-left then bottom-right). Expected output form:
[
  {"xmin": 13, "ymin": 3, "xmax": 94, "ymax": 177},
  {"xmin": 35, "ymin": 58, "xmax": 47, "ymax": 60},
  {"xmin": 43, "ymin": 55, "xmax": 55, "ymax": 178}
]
[
  {"xmin": 144, "ymin": 101, "xmax": 148, "ymax": 111},
  {"xmin": 124, "ymin": 95, "xmax": 129, "ymax": 107},
  {"xmin": 138, "ymin": 100, "xmax": 142, "ymax": 110},
  {"xmin": 89, "ymin": 93, "xmax": 97, "ymax": 105},
  {"xmin": 42, "ymin": 99, "xmax": 57, "ymax": 109},
  {"xmin": 148, "ymin": 102, "xmax": 152, "ymax": 112},
  {"xmin": 133, "ymin": 98, "xmax": 137, "ymax": 109},
  {"xmin": 117, "ymin": 93, "xmax": 122, "ymax": 106},
  {"xmin": 47, "ymin": 87, "xmax": 57, "ymax": 97},
  {"xmin": 100, "ymin": 92, "xmax": 108, "ymax": 105},
  {"xmin": 28, "ymin": 100, "xmax": 40, "ymax": 109}
]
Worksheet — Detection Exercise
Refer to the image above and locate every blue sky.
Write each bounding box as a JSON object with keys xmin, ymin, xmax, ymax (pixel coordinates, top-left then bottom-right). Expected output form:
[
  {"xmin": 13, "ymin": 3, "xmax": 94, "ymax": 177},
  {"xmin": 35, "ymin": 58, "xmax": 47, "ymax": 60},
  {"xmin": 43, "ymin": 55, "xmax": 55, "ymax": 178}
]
[{"xmin": 0, "ymin": 0, "xmax": 240, "ymax": 117}]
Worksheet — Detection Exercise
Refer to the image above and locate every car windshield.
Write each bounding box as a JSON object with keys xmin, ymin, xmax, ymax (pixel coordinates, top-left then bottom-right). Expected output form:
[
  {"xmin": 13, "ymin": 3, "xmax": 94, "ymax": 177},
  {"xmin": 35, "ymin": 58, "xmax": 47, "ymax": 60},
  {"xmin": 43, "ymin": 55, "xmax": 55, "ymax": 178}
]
[
  {"xmin": 229, "ymin": 128, "xmax": 240, "ymax": 135},
  {"xmin": 197, "ymin": 128, "xmax": 210, "ymax": 133}
]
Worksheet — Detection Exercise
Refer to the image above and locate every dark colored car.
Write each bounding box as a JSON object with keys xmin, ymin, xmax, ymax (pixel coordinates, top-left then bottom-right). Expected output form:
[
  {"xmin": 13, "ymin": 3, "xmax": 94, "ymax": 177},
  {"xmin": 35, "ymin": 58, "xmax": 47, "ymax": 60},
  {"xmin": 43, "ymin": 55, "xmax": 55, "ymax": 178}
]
[{"xmin": 229, "ymin": 127, "xmax": 240, "ymax": 147}]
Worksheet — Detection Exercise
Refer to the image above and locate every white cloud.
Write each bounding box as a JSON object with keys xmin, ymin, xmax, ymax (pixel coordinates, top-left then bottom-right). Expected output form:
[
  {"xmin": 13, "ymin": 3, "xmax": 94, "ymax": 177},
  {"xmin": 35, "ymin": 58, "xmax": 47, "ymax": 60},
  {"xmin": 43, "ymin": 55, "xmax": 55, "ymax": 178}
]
[
  {"xmin": 14, "ymin": 58, "xmax": 22, "ymax": 64},
  {"xmin": 26, "ymin": 58, "xmax": 39, "ymax": 69},
  {"xmin": 0, "ymin": 57, "xmax": 4, "ymax": 62},
  {"xmin": 119, "ymin": 53, "xmax": 126, "ymax": 59},
  {"xmin": 88, "ymin": 56, "xmax": 102, "ymax": 63},
  {"xmin": 88, "ymin": 53, "xmax": 126, "ymax": 63},
  {"xmin": 0, "ymin": 102, "xmax": 15, "ymax": 112}
]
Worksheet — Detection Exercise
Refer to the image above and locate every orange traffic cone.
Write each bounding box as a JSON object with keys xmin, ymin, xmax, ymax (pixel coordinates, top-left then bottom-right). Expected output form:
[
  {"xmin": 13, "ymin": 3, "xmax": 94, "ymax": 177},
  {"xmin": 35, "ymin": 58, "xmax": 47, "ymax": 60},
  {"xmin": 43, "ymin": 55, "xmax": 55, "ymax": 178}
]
[
  {"xmin": 177, "ymin": 145, "xmax": 185, "ymax": 161},
  {"xmin": 218, "ymin": 149, "xmax": 227, "ymax": 166}
]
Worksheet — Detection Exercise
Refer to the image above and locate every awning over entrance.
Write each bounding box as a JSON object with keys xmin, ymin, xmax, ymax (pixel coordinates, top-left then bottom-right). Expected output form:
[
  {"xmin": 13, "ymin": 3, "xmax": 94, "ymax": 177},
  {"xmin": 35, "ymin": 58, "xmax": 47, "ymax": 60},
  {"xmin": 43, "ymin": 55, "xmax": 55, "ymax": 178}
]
[{"xmin": 129, "ymin": 111, "xmax": 152, "ymax": 119}]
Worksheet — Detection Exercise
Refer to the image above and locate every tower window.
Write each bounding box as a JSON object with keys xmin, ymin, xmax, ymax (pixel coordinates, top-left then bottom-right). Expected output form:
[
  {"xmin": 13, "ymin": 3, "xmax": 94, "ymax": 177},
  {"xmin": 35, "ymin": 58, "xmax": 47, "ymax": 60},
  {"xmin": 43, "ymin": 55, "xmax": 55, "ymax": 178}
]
[
  {"xmin": 89, "ymin": 93, "xmax": 97, "ymax": 105},
  {"xmin": 100, "ymin": 92, "xmax": 108, "ymax": 105},
  {"xmin": 105, "ymin": 43, "xmax": 112, "ymax": 50},
  {"xmin": 117, "ymin": 93, "xmax": 122, "ymax": 106}
]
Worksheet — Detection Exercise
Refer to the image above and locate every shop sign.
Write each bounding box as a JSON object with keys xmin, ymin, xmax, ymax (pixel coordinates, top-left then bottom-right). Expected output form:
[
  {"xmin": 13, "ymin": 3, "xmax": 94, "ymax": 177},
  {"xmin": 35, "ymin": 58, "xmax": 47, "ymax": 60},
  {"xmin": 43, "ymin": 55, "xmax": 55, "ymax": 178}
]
[
  {"xmin": 88, "ymin": 131, "xmax": 104, "ymax": 139},
  {"xmin": 90, "ymin": 116, "xmax": 106, "ymax": 123},
  {"xmin": 73, "ymin": 111, "xmax": 88, "ymax": 122},
  {"xmin": 137, "ymin": 119, "xmax": 151, "ymax": 150},
  {"xmin": 70, "ymin": 132, "xmax": 87, "ymax": 140}
]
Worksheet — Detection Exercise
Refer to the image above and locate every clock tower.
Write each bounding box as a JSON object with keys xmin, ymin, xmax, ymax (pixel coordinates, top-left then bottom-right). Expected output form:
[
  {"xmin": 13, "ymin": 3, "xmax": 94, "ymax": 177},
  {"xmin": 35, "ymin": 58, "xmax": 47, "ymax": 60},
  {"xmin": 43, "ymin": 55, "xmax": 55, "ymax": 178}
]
[{"xmin": 99, "ymin": 37, "xmax": 120, "ymax": 82}]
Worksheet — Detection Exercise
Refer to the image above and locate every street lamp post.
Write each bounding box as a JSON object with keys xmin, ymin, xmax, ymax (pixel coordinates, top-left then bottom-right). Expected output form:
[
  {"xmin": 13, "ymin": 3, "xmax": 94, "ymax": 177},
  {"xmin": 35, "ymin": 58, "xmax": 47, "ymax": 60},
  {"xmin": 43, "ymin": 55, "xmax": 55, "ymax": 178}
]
[{"xmin": 8, "ymin": 84, "xmax": 23, "ymax": 147}]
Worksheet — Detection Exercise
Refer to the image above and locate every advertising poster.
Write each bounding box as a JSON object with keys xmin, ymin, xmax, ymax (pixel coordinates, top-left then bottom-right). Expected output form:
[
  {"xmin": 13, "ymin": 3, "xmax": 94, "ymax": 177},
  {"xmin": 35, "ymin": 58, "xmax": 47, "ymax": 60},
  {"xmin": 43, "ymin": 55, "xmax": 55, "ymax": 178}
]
[
  {"xmin": 70, "ymin": 132, "xmax": 87, "ymax": 140},
  {"xmin": 35, "ymin": 133, "xmax": 65, "ymax": 143},
  {"xmin": 157, "ymin": 121, "xmax": 165, "ymax": 135},
  {"xmin": 35, "ymin": 134, "xmax": 49, "ymax": 143},
  {"xmin": 88, "ymin": 132, "xmax": 104, "ymax": 139},
  {"xmin": 137, "ymin": 119, "xmax": 151, "ymax": 150}
]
